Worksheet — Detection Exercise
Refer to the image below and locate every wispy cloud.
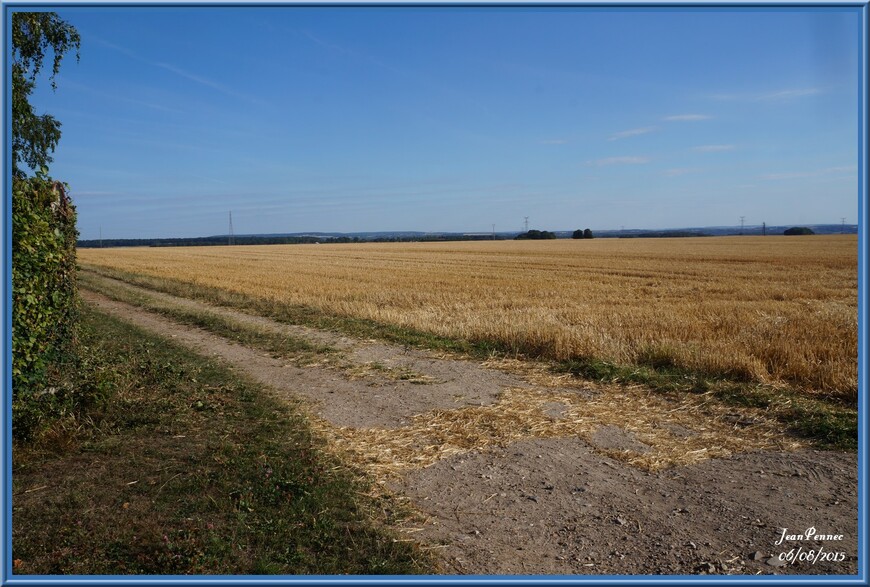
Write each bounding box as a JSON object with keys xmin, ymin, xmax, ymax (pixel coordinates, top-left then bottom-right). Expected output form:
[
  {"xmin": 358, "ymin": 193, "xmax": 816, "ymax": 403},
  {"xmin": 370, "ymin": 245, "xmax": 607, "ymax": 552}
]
[
  {"xmin": 586, "ymin": 156, "xmax": 650, "ymax": 167},
  {"xmin": 155, "ymin": 62, "xmax": 234, "ymax": 94},
  {"xmin": 662, "ymin": 168, "xmax": 697, "ymax": 177},
  {"xmin": 56, "ymin": 77, "xmax": 182, "ymax": 114},
  {"xmin": 608, "ymin": 126, "xmax": 658, "ymax": 141},
  {"xmin": 91, "ymin": 36, "xmax": 139, "ymax": 59},
  {"xmin": 91, "ymin": 35, "xmax": 265, "ymax": 107},
  {"xmin": 757, "ymin": 88, "xmax": 824, "ymax": 101},
  {"xmin": 760, "ymin": 165, "xmax": 857, "ymax": 181},
  {"xmin": 70, "ymin": 190, "xmax": 119, "ymax": 197},
  {"xmin": 663, "ymin": 114, "xmax": 711, "ymax": 122},
  {"xmin": 692, "ymin": 144, "xmax": 735, "ymax": 152},
  {"xmin": 760, "ymin": 172, "xmax": 809, "ymax": 181},
  {"xmin": 297, "ymin": 28, "xmax": 493, "ymax": 121},
  {"xmin": 709, "ymin": 88, "xmax": 823, "ymax": 102}
]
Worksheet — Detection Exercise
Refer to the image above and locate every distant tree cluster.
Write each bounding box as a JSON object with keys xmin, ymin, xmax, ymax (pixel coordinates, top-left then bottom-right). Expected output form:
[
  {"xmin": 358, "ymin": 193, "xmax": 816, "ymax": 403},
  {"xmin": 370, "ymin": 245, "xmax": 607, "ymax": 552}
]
[
  {"xmin": 572, "ymin": 228, "xmax": 594, "ymax": 239},
  {"xmin": 783, "ymin": 227, "xmax": 815, "ymax": 236},
  {"xmin": 515, "ymin": 230, "xmax": 557, "ymax": 240}
]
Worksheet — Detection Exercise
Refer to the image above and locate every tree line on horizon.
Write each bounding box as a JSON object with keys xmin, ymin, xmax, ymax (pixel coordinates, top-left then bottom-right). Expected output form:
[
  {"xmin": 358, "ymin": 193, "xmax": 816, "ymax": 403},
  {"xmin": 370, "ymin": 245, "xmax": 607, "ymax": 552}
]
[{"xmin": 79, "ymin": 224, "xmax": 836, "ymax": 249}]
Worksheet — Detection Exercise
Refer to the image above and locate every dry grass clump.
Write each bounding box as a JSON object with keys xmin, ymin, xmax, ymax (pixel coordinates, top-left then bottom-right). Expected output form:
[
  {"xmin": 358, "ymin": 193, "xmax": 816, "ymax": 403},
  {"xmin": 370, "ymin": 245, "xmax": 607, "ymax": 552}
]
[
  {"xmin": 313, "ymin": 383, "xmax": 802, "ymax": 484},
  {"xmin": 79, "ymin": 236, "xmax": 857, "ymax": 399}
]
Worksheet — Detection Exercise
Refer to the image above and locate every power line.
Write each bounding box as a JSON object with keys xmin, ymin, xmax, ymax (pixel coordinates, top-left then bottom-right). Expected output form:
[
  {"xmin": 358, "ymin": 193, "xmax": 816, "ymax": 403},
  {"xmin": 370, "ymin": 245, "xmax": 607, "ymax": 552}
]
[
  {"xmin": 739, "ymin": 216, "xmax": 745, "ymax": 236},
  {"xmin": 228, "ymin": 211, "xmax": 234, "ymax": 246},
  {"xmin": 523, "ymin": 216, "xmax": 529, "ymax": 232}
]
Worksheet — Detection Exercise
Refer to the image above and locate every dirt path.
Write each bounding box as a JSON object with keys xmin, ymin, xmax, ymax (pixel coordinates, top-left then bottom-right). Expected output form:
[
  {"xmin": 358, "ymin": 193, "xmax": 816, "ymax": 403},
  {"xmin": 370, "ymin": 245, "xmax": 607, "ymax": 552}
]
[
  {"xmin": 80, "ymin": 287, "xmax": 522, "ymax": 429},
  {"xmin": 79, "ymin": 285, "xmax": 859, "ymax": 576}
]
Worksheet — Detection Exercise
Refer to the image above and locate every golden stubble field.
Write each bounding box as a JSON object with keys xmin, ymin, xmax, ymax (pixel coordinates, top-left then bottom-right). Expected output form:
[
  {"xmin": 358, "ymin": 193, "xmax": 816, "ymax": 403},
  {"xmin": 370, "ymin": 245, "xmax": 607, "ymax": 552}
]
[{"xmin": 79, "ymin": 236, "xmax": 858, "ymax": 400}]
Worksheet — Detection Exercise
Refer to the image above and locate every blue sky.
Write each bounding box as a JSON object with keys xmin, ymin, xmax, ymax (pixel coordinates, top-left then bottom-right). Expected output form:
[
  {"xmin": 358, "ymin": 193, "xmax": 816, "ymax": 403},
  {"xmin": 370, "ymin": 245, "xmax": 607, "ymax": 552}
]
[{"xmin": 20, "ymin": 6, "xmax": 862, "ymax": 239}]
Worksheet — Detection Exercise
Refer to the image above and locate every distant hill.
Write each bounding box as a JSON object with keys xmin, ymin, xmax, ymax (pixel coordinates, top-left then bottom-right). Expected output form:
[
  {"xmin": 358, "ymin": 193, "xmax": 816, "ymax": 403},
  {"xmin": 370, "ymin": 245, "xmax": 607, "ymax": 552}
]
[
  {"xmin": 573, "ymin": 224, "xmax": 855, "ymax": 239},
  {"xmin": 78, "ymin": 224, "xmax": 857, "ymax": 248}
]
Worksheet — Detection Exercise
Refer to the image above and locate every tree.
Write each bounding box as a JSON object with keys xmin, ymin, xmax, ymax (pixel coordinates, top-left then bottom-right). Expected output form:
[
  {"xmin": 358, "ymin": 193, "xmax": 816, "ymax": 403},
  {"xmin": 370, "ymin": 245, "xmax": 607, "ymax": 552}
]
[
  {"xmin": 572, "ymin": 229, "xmax": 583, "ymax": 239},
  {"xmin": 12, "ymin": 12, "xmax": 80, "ymax": 178},
  {"xmin": 583, "ymin": 228, "xmax": 594, "ymax": 239},
  {"xmin": 515, "ymin": 230, "xmax": 556, "ymax": 240},
  {"xmin": 783, "ymin": 227, "xmax": 815, "ymax": 236}
]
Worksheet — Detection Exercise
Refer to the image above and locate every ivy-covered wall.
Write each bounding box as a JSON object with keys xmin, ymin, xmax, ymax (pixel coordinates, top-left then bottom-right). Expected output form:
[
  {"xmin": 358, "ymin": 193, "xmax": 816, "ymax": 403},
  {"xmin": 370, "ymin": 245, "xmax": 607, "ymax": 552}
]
[{"xmin": 12, "ymin": 173, "xmax": 78, "ymax": 404}]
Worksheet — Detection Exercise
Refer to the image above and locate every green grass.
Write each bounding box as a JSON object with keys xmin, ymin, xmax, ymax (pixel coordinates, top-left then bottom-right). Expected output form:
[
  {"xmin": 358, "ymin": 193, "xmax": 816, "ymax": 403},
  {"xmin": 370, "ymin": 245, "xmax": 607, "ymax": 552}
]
[
  {"xmin": 557, "ymin": 358, "xmax": 857, "ymax": 450},
  {"xmin": 79, "ymin": 265, "xmax": 858, "ymax": 451},
  {"xmin": 12, "ymin": 305, "xmax": 435, "ymax": 575},
  {"xmin": 79, "ymin": 271, "xmax": 335, "ymax": 364},
  {"xmin": 710, "ymin": 383, "xmax": 858, "ymax": 450}
]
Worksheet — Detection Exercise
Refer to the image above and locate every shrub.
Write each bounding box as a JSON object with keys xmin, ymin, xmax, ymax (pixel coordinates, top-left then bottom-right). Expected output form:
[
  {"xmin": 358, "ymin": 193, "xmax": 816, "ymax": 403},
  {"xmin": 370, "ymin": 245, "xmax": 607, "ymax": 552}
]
[{"xmin": 12, "ymin": 172, "xmax": 79, "ymax": 437}]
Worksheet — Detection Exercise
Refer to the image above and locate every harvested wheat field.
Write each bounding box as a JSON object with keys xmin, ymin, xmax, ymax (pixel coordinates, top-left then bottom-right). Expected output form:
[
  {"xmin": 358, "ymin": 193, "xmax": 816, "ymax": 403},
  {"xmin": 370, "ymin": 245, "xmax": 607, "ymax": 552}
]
[
  {"xmin": 79, "ymin": 235, "xmax": 857, "ymax": 400},
  {"xmin": 75, "ymin": 269, "xmax": 858, "ymax": 575}
]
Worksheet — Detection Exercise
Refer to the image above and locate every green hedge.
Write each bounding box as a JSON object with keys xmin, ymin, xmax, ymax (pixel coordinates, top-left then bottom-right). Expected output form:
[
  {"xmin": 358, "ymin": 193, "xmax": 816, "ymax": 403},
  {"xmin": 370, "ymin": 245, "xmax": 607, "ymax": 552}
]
[{"xmin": 12, "ymin": 173, "xmax": 78, "ymax": 431}]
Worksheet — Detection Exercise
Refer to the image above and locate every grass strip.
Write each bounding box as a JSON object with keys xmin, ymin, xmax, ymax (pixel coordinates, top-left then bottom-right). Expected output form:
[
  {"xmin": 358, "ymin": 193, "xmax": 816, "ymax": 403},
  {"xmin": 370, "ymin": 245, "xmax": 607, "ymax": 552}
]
[
  {"xmin": 12, "ymin": 305, "xmax": 434, "ymax": 575},
  {"xmin": 557, "ymin": 358, "xmax": 857, "ymax": 450},
  {"xmin": 80, "ymin": 273, "xmax": 428, "ymax": 383},
  {"xmin": 79, "ymin": 271, "xmax": 335, "ymax": 364},
  {"xmin": 79, "ymin": 265, "xmax": 858, "ymax": 451}
]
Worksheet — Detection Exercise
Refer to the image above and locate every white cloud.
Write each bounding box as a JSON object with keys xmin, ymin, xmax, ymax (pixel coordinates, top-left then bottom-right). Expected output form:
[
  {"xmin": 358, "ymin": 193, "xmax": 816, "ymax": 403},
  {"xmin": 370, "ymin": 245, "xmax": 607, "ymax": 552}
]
[
  {"xmin": 662, "ymin": 168, "xmax": 696, "ymax": 177},
  {"xmin": 757, "ymin": 88, "xmax": 823, "ymax": 101},
  {"xmin": 692, "ymin": 144, "xmax": 735, "ymax": 152},
  {"xmin": 608, "ymin": 126, "xmax": 658, "ymax": 141},
  {"xmin": 761, "ymin": 165, "xmax": 856, "ymax": 181},
  {"xmin": 586, "ymin": 156, "xmax": 651, "ymax": 167},
  {"xmin": 760, "ymin": 172, "xmax": 812, "ymax": 180},
  {"xmin": 663, "ymin": 114, "xmax": 711, "ymax": 121},
  {"xmin": 709, "ymin": 88, "xmax": 823, "ymax": 102}
]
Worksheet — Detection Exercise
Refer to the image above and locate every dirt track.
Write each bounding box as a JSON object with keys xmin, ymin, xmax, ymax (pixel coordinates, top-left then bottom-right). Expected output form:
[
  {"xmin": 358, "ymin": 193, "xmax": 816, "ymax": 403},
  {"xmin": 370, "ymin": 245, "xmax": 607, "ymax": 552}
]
[{"xmin": 80, "ymin": 283, "xmax": 858, "ymax": 576}]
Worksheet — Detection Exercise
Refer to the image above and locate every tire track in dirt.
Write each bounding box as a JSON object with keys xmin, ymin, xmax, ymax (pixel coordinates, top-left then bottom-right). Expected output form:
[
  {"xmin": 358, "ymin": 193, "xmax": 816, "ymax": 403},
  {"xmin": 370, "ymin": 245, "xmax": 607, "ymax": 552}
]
[
  {"xmin": 79, "ymin": 285, "xmax": 858, "ymax": 576},
  {"xmin": 80, "ymin": 288, "xmax": 517, "ymax": 429}
]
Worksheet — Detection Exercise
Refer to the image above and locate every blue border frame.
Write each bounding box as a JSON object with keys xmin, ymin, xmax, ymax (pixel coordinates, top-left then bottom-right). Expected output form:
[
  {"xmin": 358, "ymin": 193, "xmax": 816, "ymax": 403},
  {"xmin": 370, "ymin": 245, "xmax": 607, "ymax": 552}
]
[
  {"xmin": 1, "ymin": 2, "xmax": 867, "ymax": 586},
  {"xmin": 2, "ymin": 5, "xmax": 8, "ymax": 587},
  {"xmin": 3, "ymin": 3, "xmax": 13, "ymax": 586},
  {"xmin": 858, "ymin": 0, "xmax": 868, "ymax": 583}
]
